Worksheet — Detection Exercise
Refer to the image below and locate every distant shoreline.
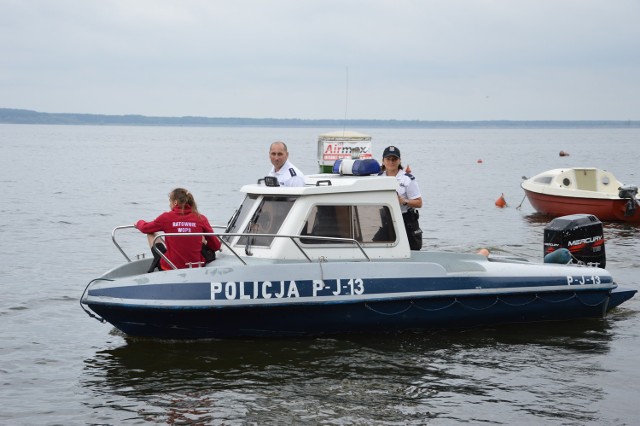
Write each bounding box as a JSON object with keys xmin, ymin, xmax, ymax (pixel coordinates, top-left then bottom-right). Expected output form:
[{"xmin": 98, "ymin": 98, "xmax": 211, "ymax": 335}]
[{"xmin": 1, "ymin": 108, "xmax": 639, "ymax": 129}]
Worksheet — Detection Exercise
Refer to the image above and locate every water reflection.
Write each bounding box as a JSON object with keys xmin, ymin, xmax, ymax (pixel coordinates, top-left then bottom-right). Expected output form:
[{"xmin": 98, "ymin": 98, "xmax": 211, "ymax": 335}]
[
  {"xmin": 604, "ymin": 222, "xmax": 640, "ymax": 241},
  {"xmin": 522, "ymin": 212, "xmax": 555, "ymax": 227},
  {"xmin": 82, "ymin": 320, "xmax": 614, "ymax": 424}
]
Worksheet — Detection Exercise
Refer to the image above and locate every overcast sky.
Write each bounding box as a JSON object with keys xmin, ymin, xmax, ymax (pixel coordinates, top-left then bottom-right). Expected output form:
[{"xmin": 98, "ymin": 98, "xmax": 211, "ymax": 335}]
[{"xmin": 1, "ymin": 0, "xmax": 639, "ymax": 120}]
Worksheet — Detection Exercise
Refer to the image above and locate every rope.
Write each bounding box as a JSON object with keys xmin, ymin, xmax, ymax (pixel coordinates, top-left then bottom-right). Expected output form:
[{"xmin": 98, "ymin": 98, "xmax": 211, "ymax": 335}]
[
  {"xmin": 575, "ymin": 292, "xmax": 611, "ymax": 307},
  {"xmin": 365, "ymin": 302, "xmax": 413, "ymax": 315},
  {"xmin": 363, "ymin": 291, "xmax": 609, "ymax": 317},
  {"xmin": 456, "ymin": 297, "xmax": 500, "ymax": 311},
  {"xmin": 515, "ymin": 193, "xmax": 527, "ymax": 210},
  {"xmin": 412, "ymin": 299, "xmax": 458, "ymax": 311},
  {"xmin": 536, "ymin": 293, "xmax": 577, "ymax": 303},
  {"xmin": 497, "ymin": 295, "xmax": 538, "ymax": 307}
]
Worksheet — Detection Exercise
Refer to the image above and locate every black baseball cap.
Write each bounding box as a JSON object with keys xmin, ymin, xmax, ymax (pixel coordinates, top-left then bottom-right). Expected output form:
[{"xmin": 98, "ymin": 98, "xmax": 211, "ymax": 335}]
[{"xmin": 383, "ymin": 146, "xmax": 400, "ymax": 158}]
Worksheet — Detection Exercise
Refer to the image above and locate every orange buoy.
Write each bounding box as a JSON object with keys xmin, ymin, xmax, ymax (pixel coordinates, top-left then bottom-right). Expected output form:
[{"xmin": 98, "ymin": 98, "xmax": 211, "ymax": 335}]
[
  {"xmin": 477, "ymin": 248, "xmax": 490, "ymax": 257},
  {"xmin": 495, "ymin": 193, "xmax": 507, "ymax": 208}
]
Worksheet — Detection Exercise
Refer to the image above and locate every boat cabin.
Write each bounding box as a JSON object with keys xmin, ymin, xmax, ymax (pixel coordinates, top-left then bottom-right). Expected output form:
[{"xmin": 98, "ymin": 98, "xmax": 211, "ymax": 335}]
[
  {"xmin": 530, "ymin": 168, "xmax": 623, "ymax": 195},
  {"xmin": 223, "ymin": 169, "xmax": 411, "ymax": 261}
]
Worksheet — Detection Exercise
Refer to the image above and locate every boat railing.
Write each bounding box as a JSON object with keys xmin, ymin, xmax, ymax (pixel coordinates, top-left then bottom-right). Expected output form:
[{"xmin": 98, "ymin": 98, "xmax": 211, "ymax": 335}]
[
  {"xmin": 111, "ymin": 224, "xmax": 229, "ymax": 263},
  {"xmin": 111, "ymin": 225, "xmax": 137, "ymax": 262},
  {"xmin": 111, "ymin": 225, "xmax": 371, "ymax": 269}
]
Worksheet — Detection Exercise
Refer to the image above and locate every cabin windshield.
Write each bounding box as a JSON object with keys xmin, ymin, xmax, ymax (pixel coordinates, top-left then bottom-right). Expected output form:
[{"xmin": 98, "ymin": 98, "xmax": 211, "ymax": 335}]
[
  {"xmin": 300, "ymin": 205, "xmax": 396, "ymax": 244},
  {"xmin": 237, "ymin": 196, "xmax": 297, "ymax": 247},
  {"xmin": 224, "ymin": 194, "xmax": 259, "ymax": 240}
]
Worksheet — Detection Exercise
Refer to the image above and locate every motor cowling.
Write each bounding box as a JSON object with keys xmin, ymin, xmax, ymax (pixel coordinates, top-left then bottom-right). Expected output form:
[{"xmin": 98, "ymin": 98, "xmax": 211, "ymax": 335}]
[
  {"xmin": 618, "ymin": 185, "xmax": 639, "ymax": 217},
  {"xmin": 543, "ymin": 214, "xmax": 606, "ymax": 268},
  {"xmin": 618, "ymin": 185, "xmax": 638, "ymax": 199}
]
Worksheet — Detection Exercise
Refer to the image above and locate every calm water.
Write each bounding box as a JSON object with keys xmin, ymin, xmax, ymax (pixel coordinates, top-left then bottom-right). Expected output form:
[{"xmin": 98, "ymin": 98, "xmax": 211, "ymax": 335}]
[{"xmin": 1, "ymin": 124, "xmax": 639, "ymax": 425}]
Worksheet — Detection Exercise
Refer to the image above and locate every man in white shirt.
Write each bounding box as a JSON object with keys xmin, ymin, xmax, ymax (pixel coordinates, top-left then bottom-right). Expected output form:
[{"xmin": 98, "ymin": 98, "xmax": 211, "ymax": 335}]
[{"xmin": 267, "ymin": 141, "xmax": 305, "ymax": 187}]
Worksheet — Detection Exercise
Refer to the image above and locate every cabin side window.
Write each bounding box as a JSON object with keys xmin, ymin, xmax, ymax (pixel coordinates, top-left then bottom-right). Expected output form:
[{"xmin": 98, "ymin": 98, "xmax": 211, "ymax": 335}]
[
  {"xmin": 534, "ymin": 176, "xmax": 553, "ymax": 184},
  {"xmin": 300, "ymin": 204, "xmax": 396, "ymax": 244},
  {"xmin": 237, "ymin": 196, "xmax": 297, "ymax": 247}
]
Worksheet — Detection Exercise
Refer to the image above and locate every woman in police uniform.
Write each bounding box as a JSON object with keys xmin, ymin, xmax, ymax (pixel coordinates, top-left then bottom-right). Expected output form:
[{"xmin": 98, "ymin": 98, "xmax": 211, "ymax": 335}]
[{"xmin": 379, "ymin": 145, "xmax": 423, "ymax": 250}]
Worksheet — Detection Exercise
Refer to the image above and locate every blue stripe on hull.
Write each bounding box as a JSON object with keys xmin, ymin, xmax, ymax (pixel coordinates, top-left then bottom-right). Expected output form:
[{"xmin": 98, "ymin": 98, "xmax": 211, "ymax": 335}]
[
  {"xmin": 88, "ymin": 290, "xmax": 612, "ymax": 339},
  {"xmin": 87, "ymin": 275, "xmax": 613, "ymax": 302}
]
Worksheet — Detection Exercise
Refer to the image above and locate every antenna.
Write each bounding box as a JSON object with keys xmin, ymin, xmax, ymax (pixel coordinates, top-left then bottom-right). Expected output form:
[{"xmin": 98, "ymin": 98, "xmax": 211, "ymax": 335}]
[{"xmin": 343, "ymin": 66, "xmax": 349, "ymax": 135}]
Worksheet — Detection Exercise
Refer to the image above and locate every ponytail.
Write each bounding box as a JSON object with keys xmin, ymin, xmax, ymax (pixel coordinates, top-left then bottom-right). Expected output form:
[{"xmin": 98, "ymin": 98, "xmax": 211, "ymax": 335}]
[{"xmin": 169, "ymin": 188, "xmax": 200, "ymax": 216}]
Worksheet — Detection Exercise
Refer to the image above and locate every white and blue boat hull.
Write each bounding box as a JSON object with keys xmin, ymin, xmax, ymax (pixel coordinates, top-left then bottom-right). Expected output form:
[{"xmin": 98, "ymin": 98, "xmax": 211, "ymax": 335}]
[{"xmin": 82, "ymin": 253, "xmax": 635, "ymax": 338}]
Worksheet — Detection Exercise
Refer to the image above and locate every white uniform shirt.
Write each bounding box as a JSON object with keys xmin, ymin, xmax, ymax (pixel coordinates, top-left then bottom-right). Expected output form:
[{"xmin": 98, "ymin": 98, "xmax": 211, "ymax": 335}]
[
  {"xmin": 382, "ymin": 169, "xmax": 421, "ymax": 213},
  {"xmin": 268, "ymin": 160, "xmax": 305, "ymax": 187}
]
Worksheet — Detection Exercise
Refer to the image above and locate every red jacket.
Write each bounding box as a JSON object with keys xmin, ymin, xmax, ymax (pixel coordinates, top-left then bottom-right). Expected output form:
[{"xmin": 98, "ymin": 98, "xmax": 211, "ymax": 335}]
[{"xmin": 136, "ymin": 205, "xmax": 221, "ymax": 270}]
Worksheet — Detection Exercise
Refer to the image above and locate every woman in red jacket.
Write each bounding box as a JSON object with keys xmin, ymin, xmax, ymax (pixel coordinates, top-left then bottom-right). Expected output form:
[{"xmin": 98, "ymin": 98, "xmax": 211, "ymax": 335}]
[{"xmin": 135, "ymin": 188, "xmax": 221, "ymax": 270}]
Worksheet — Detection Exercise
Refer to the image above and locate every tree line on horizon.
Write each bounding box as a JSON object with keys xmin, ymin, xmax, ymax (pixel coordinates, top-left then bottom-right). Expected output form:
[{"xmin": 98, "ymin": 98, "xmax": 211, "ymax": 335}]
[{"xmin": 1, "ymin": 108, "xmax": 639, "ymax": 128}]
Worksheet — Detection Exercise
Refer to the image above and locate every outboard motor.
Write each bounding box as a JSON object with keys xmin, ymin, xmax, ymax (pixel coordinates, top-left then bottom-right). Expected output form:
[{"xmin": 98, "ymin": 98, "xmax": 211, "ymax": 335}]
[
  {"xmin": 618, "ymin": 185, "xmax": 639, "ymax": 217},
  {"xmin": 543, "ymin": 214, "xmax": 606, "ymax": 268}
]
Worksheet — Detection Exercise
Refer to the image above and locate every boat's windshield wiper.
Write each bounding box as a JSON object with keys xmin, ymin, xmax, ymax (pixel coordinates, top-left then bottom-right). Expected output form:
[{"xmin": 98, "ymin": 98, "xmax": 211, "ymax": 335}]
[{"xmin": 225, "ymin": 204, "xmax": 243, "ymax": 236}]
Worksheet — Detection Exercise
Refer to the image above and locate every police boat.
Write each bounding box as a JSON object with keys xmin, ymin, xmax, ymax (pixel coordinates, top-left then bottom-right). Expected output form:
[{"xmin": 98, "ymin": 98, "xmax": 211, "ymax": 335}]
[{"xmin": 80, "ymin": 159, "xmax": 636, "ymax": 339}]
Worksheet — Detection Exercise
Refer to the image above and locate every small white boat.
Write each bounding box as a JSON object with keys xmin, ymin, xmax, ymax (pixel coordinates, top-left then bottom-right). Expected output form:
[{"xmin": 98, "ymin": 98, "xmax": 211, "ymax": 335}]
[
  {"xmin": 521, "ymin": 167, "xmax": 640, "ymax": 223},
  {"xmin": 81, "ymin": 160, "xmax": 636, "ymax": 339}
]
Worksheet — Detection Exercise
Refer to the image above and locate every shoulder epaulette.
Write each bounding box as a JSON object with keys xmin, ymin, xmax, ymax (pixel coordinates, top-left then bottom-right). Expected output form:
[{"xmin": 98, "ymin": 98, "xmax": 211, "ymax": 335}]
[
  {"xmin": 405, "ymin": 173, "xmax": 415, "ymax": 180},
  {"xmin": 289, "ymin": 168, "xmax": 297, "ymax": 177}
]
